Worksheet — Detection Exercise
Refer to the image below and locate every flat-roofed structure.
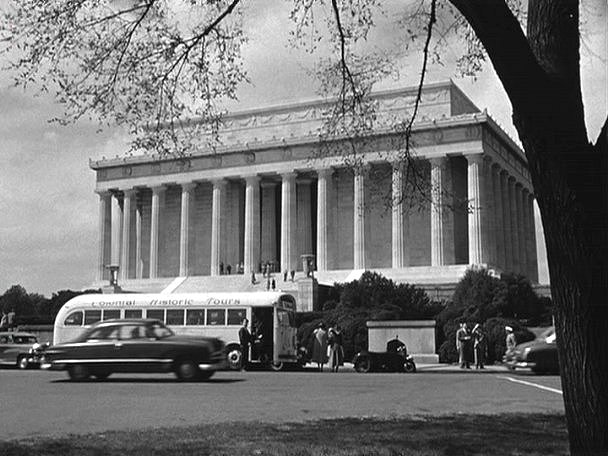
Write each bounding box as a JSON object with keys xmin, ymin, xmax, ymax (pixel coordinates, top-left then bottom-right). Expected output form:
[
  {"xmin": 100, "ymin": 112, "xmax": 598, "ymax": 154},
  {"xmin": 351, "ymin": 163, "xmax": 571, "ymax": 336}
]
[{"xmin": 90, "ymin": 81, "xmax": 538, "ymax": 309}]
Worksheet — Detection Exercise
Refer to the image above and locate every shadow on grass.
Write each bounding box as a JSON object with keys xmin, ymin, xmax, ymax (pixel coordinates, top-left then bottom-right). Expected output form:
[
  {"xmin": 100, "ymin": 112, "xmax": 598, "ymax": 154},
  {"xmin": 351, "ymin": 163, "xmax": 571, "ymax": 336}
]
[{"xmin": 0, "ymin": 413, "xmax": 568, "ymax": 456}]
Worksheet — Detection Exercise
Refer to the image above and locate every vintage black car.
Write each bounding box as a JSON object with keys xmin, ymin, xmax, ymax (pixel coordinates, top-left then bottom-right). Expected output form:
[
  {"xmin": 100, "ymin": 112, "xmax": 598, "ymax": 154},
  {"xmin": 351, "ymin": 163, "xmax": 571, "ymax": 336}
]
[
  {"xmin": 41, "ymin": 319, "xmax": 227, "ymax": 381},
  {"xmin": 0, "ymin": 331, "xmax": 44, "ymax": 369},
  {"xmin": 353, "ymin": 346, "xmax": 416, "ymax": 373},
  {"xmin": 504, "ymin": 327, "xmax": 558, "ymax": 374}
]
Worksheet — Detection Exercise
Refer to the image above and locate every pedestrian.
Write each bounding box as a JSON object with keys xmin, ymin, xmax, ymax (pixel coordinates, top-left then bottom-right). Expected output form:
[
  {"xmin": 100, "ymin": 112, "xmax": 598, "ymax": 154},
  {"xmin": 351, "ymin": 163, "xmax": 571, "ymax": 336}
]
[
  {"xmin": 271, "ymin": 278, "xmax": 276, "ymax": 290},
  {"xmin": 7, "ymin": 309, "xmax": 16, "ymax": 332},
  {"xmin": 311, "ymin": 323, "xmax": 328, "ymax": 371},
  {"xmin": 327, "ymin": 325, "xmax": 344, "ymax": 372},
  {"xmin": 266, "ymin": 277, "xmax": 270, "ymax": 290},
  {"xmin": 219, "ymin": 262, "xmax": 224, "ymax": 275},
  {"xmin": 251, "ymin": 272, "xmax": 256, "ymax": 284},
  {"xmin": 283, "ymin": 270, "xmax": 288, "ymax": 282},
  {"xmin": 456, "ymin": 322, "xmax": 472, "ymax": 369},
  {"xmin": 0, "ymin": 311, "xmax": 7, "ymax": 331},
  {"xmin": 290, "ymin": 270, "xmax": 295, "ymax": 281},
  {"xmin": 472, "ymin": 323, "xmax": 486, "ymax": 369},
  {"xmin": 226, "ymin": 264, "xmax": 232, "ymax": 275},
  {"xmin": 238, "ymin": 318, "xmax": 252, "ymax": 369},
  {"xmin": 505, "ymin": 326, "xmax": 517, "ymax": 354}
]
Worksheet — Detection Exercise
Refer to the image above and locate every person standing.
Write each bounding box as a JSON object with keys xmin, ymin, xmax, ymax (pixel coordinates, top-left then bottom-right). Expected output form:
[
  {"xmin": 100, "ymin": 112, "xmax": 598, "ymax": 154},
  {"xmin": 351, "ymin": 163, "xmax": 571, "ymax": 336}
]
[
  {"xmin": 311, "ymin": 323, "xmax": 328, "ymax": 371},
  {"xmin": 328, "ymin": 325, "xmax": 344, "ymax": 372},
  {"xmin": 238, "ymin": 318, "xmax": 252, "ymax": 369},
  {"xmin": 0, "ymin": 311, "xmax": 7, "ymax": 331},
  {"xmin": 456, "ymin": 323, "xmax": 472, "ymax": 369},
  {"xmin": 7, "ymin": 309, "xmax": 16, "ymax": 332},
  {"xmin": 505, "ymin": 326, "xmax": 517, "ymax": 354},
  {"xmin": 472, "ymin": 324, "xmax": 486, "ymax": 369}
]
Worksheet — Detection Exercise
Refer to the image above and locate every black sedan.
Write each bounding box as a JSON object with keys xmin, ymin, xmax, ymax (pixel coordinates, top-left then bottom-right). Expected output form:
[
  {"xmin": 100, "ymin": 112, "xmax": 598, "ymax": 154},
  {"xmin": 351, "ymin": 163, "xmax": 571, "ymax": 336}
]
[
  {"xmin": 504, "ymin": 327, "xmax": 558, "ymax": 374},
  {"xmin": 41, "ymin": 319, "xmax": 227, "ymax": 381}
]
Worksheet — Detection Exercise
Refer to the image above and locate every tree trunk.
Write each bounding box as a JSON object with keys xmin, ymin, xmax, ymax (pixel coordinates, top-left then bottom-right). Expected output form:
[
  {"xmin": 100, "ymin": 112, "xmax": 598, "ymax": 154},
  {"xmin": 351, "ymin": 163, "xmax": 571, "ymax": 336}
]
[{"xmin": 448, "ymin": 1, "xmax": 608, "ymax": 453}]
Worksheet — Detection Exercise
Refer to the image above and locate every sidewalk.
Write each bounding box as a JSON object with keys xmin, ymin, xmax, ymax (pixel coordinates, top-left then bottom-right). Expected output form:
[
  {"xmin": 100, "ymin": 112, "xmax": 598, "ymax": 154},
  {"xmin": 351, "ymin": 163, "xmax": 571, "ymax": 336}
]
[{"xmin": 304, "ymin": 362, "xmax": 510, "ymax": 373}]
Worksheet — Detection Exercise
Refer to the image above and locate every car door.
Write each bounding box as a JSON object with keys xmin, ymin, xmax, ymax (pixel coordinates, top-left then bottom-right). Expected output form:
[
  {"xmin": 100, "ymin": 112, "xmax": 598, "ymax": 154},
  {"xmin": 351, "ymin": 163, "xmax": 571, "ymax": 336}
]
[
  {"xmin": 113, "ymin": 324, "xmax": 171, "ymax": 373},
  {"xmin": 71, "ymin": 325, "xmax": 121, "ymax": 369}
]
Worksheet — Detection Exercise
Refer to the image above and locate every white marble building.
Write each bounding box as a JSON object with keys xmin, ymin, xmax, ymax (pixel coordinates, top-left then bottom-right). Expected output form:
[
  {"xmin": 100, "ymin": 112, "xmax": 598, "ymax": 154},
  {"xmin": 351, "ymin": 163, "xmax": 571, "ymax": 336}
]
[{"xmin": 90, "ymin": 81, "xmax": 538, "ymax": 309}]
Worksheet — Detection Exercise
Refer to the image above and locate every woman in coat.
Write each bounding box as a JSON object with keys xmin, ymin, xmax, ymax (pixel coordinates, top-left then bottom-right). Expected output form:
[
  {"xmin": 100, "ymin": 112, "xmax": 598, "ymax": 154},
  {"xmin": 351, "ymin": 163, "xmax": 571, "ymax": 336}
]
[
  {"xmin": 310, "ymin": 323, "xmax": 328, "ymax": 371},
  {"xmin": 327, "ymin": 325, "xmax": 344, "ymax": 372}
]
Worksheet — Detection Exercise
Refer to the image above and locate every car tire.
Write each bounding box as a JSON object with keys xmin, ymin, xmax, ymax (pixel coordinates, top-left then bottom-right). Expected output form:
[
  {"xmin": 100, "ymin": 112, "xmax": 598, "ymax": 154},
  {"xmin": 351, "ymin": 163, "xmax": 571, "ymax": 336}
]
[
  {"xmin": 226, "ymin": 346, "xmax": 243, "ymax": 370},
  {"xmin": 354, "ymin": 356, "xmax": 371, "ymax": 373},
  {"xmin": 175, "ymin": 359, "xmax": 200, "ymax": 381},
  {"xmin": 93, "ymin": 371, "xmax": 111, "ymax": 380},
  {"xmin": 404, "ymin": 362, "xmax": 416, "ymax": 373},
  {"xmin": 17, "ymin": 356, "xmax": 28, "ymax": 370},
  {"xmin": 68, "ymin": 364, "xmax": 90, "ymax": 381}
]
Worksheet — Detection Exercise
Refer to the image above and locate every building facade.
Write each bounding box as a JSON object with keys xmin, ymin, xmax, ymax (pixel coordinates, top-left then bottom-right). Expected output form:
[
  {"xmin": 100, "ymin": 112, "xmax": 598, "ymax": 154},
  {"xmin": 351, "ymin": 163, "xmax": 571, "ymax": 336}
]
[{"xmin": 90, "ymin": 81, "xmax": 538, "ymax": 309}]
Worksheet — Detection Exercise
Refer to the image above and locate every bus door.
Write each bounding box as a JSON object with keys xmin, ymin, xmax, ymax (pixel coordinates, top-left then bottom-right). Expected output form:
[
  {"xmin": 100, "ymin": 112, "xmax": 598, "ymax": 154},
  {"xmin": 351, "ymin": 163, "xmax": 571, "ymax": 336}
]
[
  {"xmin": 251, "ymin": 307, "xmax": 273, "ymax": 363},
  {"xmin": 273, "ymin": 307, "xmax": 297, "ymax": 363}
]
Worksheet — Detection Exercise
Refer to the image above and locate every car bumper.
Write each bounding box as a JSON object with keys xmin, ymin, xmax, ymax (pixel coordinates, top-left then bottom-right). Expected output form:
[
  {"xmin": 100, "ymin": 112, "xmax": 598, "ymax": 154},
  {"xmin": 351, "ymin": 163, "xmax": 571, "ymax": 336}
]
[
  {"xmin": 199, "ymin": 359, "xmax": 228, "ymax": 371},
  {"xmin": 505, "ymin": 360, "xmax": 536, "ymax": 369}
]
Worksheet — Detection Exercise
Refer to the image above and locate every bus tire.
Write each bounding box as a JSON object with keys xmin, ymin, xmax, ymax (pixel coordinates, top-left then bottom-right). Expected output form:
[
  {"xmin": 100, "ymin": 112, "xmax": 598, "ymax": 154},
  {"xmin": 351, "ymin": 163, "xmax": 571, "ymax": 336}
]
[
  {"xmin": 270, "ymin": 361, "xmax": 283, "ymax": 372},
  {"xmin": 175, "ymin": 359, "xmax": 200, "ymax": 381},
  {"xmin": 226, "ymin": 346, "xmax": 243, "ymax": 370},
  {"xmin": 68, "ymin": 364, "xmax": 90, "ymax": 381}
]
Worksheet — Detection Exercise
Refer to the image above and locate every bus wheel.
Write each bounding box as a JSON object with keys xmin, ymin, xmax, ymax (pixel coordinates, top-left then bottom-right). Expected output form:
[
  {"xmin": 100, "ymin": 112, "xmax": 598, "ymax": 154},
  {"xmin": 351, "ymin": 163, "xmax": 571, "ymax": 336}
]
[
  {"xmin": 175, "ymin": 360, "xmax": 200, "ymax": 381},
  {"xmin": 270, "ymin": 361, "xmax": 284, "ymax": 372},
  {"xmin": 68, "ymin": 364, "xmax": 90, "ymax": 381},
  {"xmin": 226, "ymin": 346, "xmax": 243, "ymax": 370}
]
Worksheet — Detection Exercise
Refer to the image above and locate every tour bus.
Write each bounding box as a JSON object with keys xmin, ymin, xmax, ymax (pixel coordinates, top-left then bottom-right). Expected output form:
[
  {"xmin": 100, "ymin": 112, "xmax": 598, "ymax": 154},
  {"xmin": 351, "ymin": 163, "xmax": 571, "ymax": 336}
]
[{"xmin": 52, "ymin": 291, "xmax": 298, "ymax": 370}]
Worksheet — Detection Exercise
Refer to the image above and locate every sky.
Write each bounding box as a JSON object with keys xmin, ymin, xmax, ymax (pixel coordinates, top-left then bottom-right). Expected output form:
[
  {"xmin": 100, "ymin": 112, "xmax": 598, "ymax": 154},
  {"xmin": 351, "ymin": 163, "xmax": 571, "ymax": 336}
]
[{"xmin": 0, "ymin": 1, "xmax": 605, "ymax": 297}]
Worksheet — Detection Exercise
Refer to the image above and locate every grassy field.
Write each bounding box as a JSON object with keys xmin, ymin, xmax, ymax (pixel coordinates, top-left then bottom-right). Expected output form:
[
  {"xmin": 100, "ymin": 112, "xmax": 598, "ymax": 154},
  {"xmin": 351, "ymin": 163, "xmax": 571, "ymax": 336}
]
[{"xmin": 0, "ymin": 413, "xmax": 568, "ymax": 456}]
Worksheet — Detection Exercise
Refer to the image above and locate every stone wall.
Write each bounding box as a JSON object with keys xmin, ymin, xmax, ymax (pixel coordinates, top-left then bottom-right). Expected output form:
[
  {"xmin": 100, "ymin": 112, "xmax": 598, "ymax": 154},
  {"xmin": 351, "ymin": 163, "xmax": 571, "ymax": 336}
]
[{"xmin": 367, "ymin": 320, "xmax": 438, "ymax": 363}]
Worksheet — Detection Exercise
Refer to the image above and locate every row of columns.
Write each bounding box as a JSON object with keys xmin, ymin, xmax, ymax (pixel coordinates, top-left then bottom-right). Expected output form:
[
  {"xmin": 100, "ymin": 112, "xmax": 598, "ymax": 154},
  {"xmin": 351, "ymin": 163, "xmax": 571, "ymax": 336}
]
[{"xmin": 97, "ymin": 154, "xmax": 537, "ymax": 282}]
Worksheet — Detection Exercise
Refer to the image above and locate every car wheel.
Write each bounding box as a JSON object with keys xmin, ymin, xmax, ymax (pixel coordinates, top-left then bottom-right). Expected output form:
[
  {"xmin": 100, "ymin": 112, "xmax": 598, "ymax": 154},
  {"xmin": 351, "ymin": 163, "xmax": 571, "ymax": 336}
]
[
  {"xmin": 17, "ymin": 356, "xmax": 28, "ymax": 370},
  {"xmin": 68, "ymin": 364, "xmax": 90, "ymax": 381},
  {"xmin": 175, "ymin": 360, "xmax": 200, "ymax": 381},
  {"xmin": 354, "ymin": 356, "xmax": 371, "ymax": 373},
  {"xmin": 93, "ymin": 371, "xmax": 111, "ymax": 380},
  {"xmin": 404, "ymin": 362, "xmax": 416, "ymax": 373},
  {"xmin": 270, "ymin": 361, "xmax": 284, "ymax": 372},
  {"xmin": 226, "ymin": 347, "xmax": 243, "ymax": 370}
]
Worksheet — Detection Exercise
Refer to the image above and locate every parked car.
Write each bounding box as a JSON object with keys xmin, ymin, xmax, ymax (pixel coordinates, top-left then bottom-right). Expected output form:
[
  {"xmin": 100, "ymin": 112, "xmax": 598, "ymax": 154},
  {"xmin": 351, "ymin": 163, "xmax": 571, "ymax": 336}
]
[
  {"xmin": 504, "ymin": 326, "xmax": 558, "ymax": 374},
  {"xmin": 0, "ymin": 331, "xmax": 46, "ymax": 369},
  {"xmin": 41, "ymin": 319, "xmax": 227, "ymax": 381}
]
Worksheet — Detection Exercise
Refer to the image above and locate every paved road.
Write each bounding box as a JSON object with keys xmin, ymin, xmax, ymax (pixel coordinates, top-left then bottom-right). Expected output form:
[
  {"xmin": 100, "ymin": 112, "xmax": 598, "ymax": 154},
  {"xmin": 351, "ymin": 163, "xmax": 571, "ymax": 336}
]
[{"xmin": 0, "ymin": 366, "xmax": 563, "ymax": 440}]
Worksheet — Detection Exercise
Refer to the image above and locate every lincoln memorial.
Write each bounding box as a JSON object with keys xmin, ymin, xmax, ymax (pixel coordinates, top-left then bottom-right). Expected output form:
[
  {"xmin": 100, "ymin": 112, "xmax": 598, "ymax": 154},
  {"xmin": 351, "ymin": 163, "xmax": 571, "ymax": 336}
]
[{"xmin": 90, "ymin": 81, "xmax": 538, "ymax": 310}]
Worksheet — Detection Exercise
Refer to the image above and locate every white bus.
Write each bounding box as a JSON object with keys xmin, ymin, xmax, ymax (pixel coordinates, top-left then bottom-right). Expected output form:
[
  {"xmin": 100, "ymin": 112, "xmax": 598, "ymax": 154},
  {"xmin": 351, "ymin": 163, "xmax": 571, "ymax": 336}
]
[{"xmin": 53, "ymin": 291, "xmax": 298, "ymax": 370}]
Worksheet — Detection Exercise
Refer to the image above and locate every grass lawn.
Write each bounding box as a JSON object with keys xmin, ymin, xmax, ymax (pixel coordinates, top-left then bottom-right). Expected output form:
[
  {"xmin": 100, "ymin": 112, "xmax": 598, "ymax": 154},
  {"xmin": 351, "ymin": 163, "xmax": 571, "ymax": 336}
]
[{"xmin": 0, "ymin": 413, "xmax": 567, "ymax": 456}]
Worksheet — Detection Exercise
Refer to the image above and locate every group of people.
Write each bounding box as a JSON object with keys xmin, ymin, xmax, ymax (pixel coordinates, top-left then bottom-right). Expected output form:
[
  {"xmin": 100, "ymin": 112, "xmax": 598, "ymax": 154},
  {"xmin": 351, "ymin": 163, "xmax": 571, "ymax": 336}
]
[
  {"xmin": 455, "ymin": 322, "xmax": 487, "ymax": 369},
  {"xmin": 310, "ymin": 322, "xmax": 344, "ymax": 372},
  {"xmin": 0, "ymin": 309, "xmax": 16, "ymax": 332}
]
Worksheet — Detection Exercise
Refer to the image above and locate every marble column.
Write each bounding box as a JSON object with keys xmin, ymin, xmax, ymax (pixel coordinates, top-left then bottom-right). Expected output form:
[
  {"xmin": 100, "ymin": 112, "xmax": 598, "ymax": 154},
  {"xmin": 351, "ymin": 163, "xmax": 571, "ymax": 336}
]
[
  {"xmin": 466, "ymin": 154, "xmax": 486, "ymax": 265},
  {"xmin": 110, "ymin": 191, "xmax": 122, "ymax": 268},
  {"xmin": 260, "ymin": 182, "xmax": 277, "ymax": 267},
  {"xmin": 492, "ymin": 165, "xmax": 505, "ymax": 270},
  {"xmin": 210, "ymin": 179, "xmax": 226, "ymax": 276},
  {"xmin": 522, "ymin": 187, "xmax": 532, "ymax": 279},
  {"xmin": 120, "ymin": 189, "xmax": 136, "ymax": 281},
  {"xmin": 135, "ymin": 195, "xmax": 143, "ymax": 279},
  {"xmin": 508, "ymin": 177, "xmax": 520, "ymax": 274},
  {"xmin": 149, "ymin": 185, "xmax": 166, "ymax": 279},
  {"xmin": 527, "ymin": 194, "xmax": 539, "ymax": 282},
  {"xmin": 500, "ymin": 171, "xmax": 513, "ymax": 272},
  {"xmin": 391, "ymin": 163, "xmax": 406, "ymax": 268},
  {"xmin": 516, "ymin": 183, "xmax": 527, "ymax": 276},
  {"xmin": 96, "ymin": 191, "xmax": 111, "ymax": 281},
  {"xmin": 281, "ymin": 172, "xmax": 297, "ymax": 273},
  {"xmin": 179, "ymin": 182, "xmax": 196, "ymax": 277},
  {"xmin": 316, "ymin": 168, "xmax": 331, "ymax": 271},
  {"xmin": 353, "ymin": 166, "xmax": 366, "ymax": 269},
  {"xmin": 244, "ymin": 176, "xmax": 260, "ymax": 274},
  {"xmin": 430, "ymin": 157, "xmax": 455, "ymax": 266},
  {"xmin": 483, "ymin": 157, "xmax": 495, "ymax": 265},
  {"xmin": 297, "ymin": 178, "xmax": 313, "ymax": 263}
]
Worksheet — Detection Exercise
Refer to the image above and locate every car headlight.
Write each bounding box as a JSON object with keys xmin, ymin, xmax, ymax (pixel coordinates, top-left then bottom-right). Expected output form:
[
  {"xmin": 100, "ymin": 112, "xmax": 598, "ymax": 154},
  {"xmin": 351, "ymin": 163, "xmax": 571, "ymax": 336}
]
[{"xmin": 523, "ymin": 347, "xmax": 531, "ymax": 356}]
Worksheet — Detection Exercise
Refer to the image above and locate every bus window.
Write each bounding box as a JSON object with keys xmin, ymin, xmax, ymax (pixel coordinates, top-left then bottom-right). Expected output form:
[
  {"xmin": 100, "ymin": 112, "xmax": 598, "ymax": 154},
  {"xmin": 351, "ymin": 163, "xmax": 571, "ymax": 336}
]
[
  {"xmin": 64, "ymin": 311, "xmax": 83, "ymax": 326},
  {"xmin": 186, "ymin": 309, "xmax": 205, "ymax": 325},
  {"xmin": 227, "ymin": 309, "xmax": 246, "ymax": 325},
  {"xmin": 125, "ymin": 309, "xmax": 142, "ymax": 319},
  {"xmin": 207, "ymin": 309, "xmax": 225, "ymax": 326},
  {"xmin": 166, "ymin": 309, "xmax": 185, "ymax": 326},
  {"xmin": 103, "ymin": 309, "xmax": 121, "ymax": 320},
  {"xmin": 84, "ymin": 310, "xmax": 102, "ymax": 325},
  {"xmin": 146, "ymin": 309, "xmax": 165, "ymax": 322}
]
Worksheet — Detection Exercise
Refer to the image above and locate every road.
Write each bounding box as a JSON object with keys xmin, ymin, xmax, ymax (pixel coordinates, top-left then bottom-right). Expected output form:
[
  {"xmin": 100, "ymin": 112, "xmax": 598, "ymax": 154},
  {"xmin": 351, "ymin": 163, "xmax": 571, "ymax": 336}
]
[{"xmin": 0, "ymin": 366, "xmax": 564, "ymax": 441}]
